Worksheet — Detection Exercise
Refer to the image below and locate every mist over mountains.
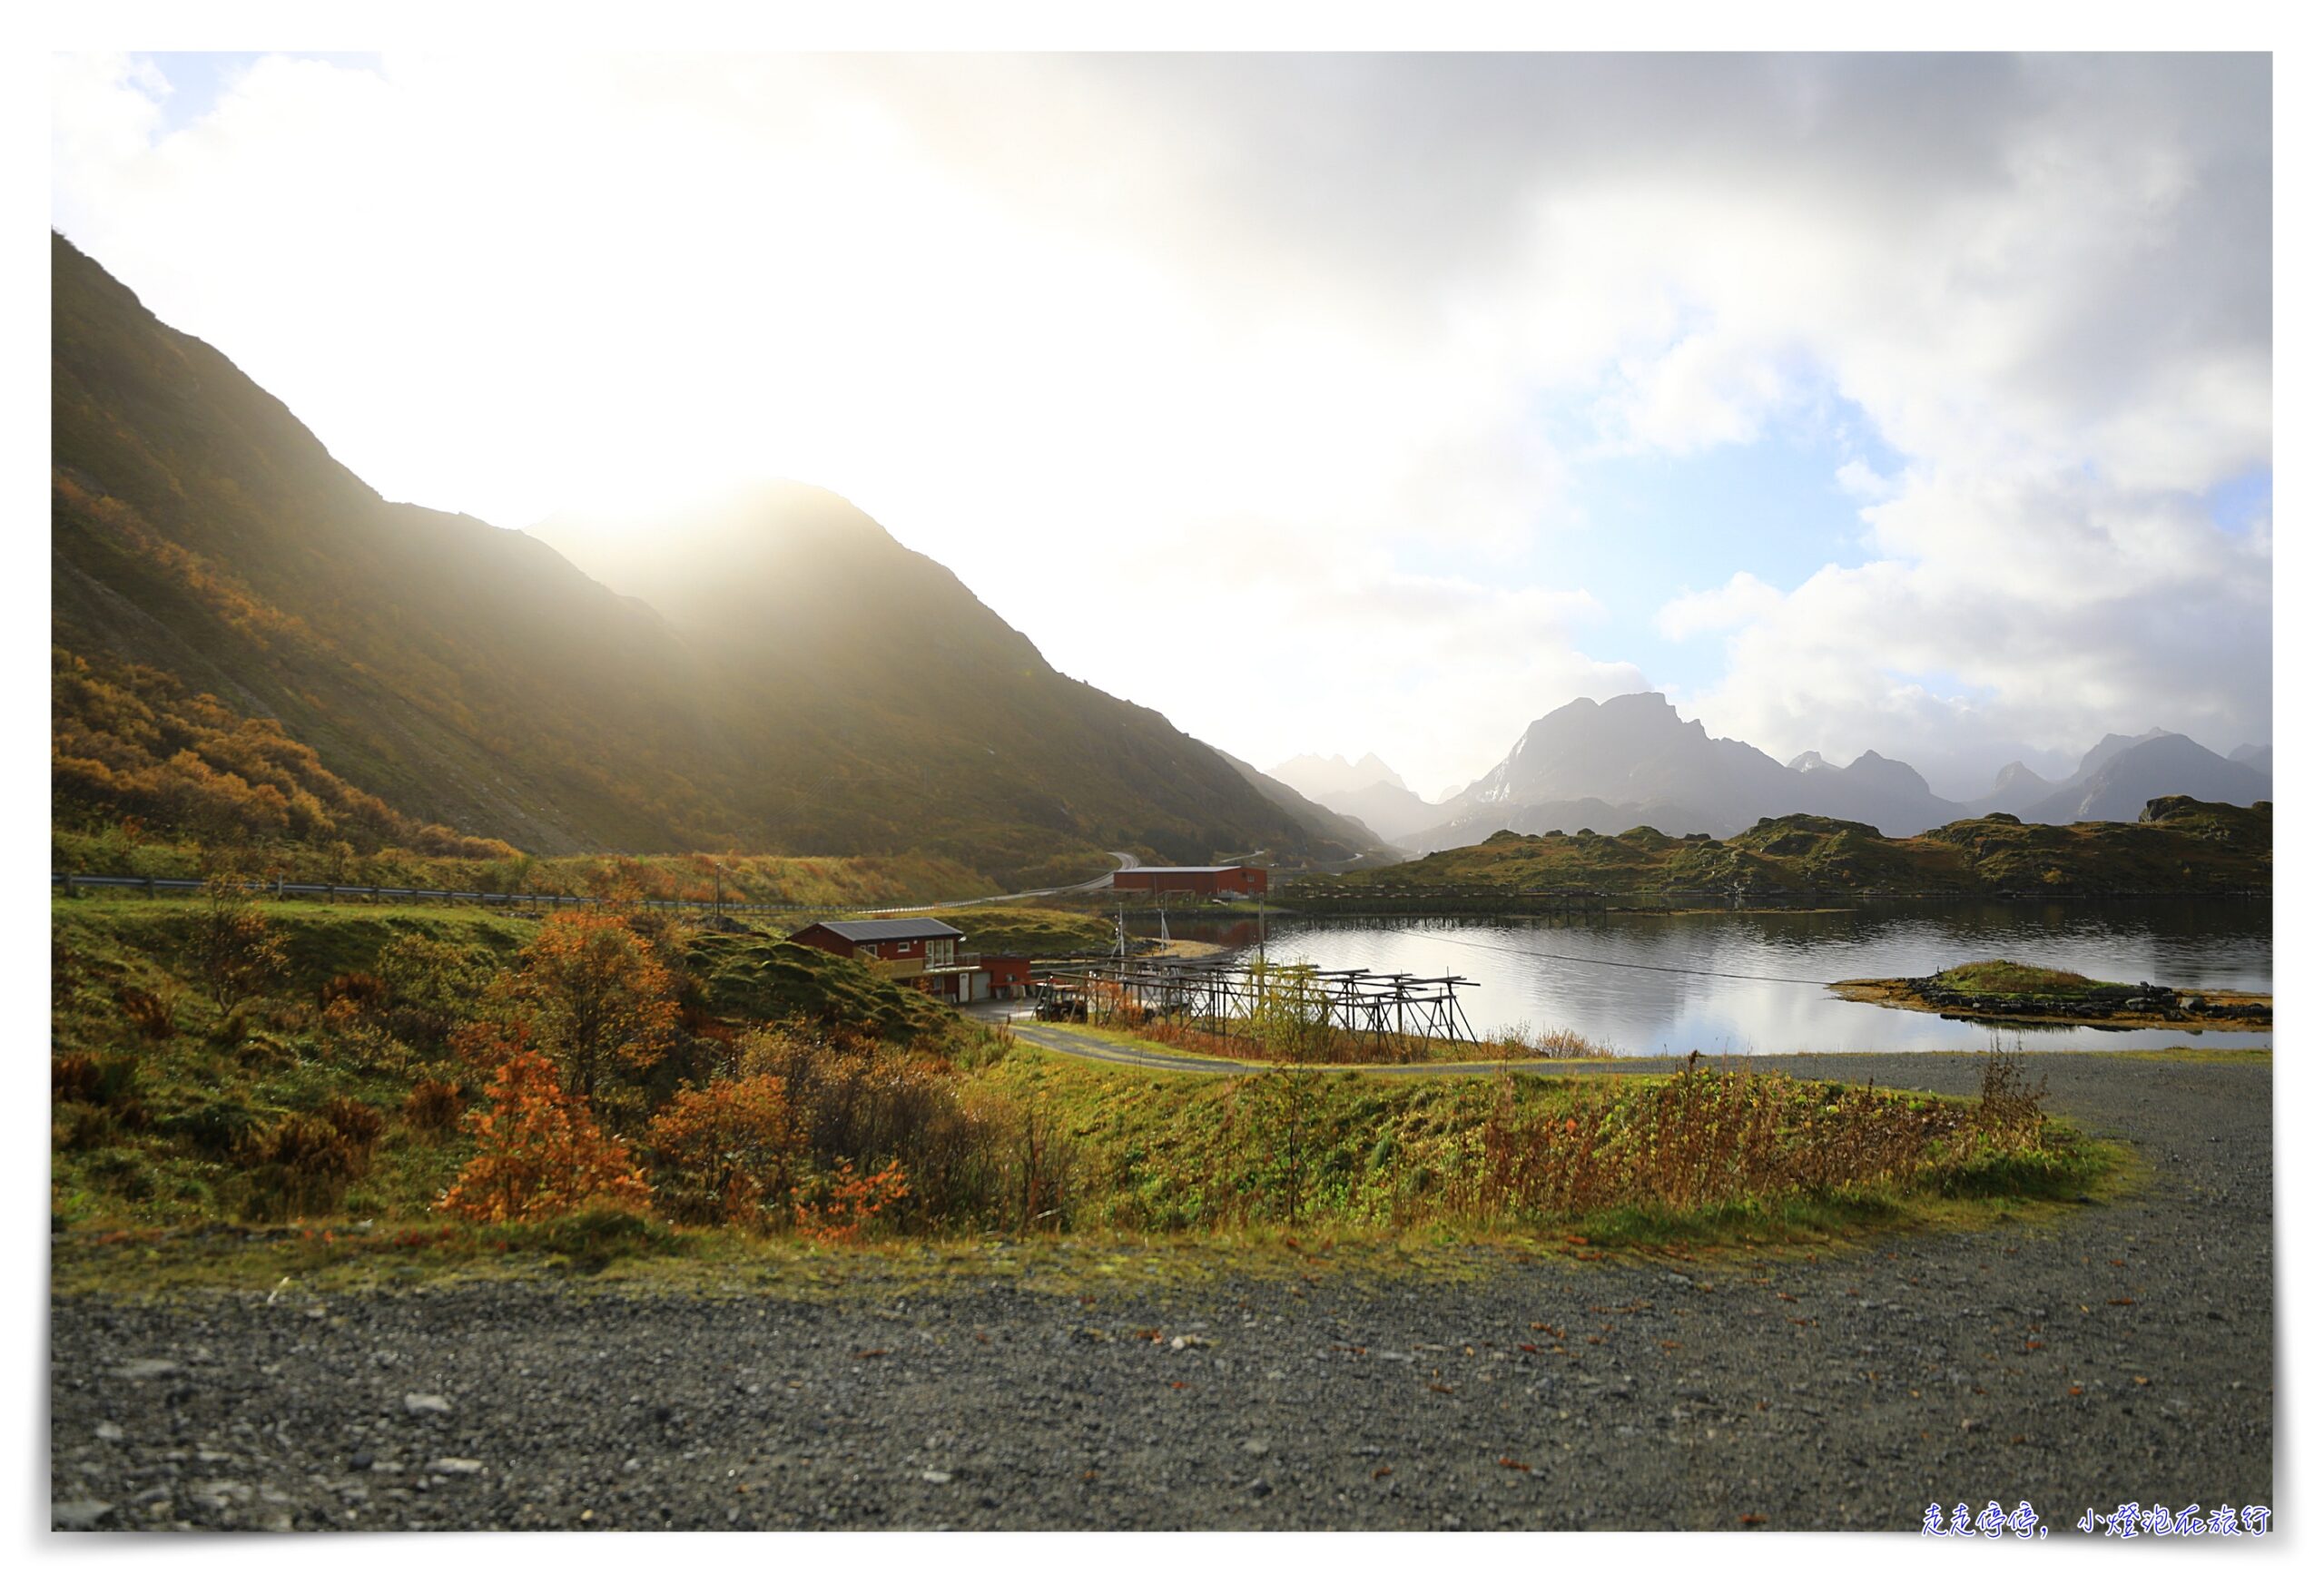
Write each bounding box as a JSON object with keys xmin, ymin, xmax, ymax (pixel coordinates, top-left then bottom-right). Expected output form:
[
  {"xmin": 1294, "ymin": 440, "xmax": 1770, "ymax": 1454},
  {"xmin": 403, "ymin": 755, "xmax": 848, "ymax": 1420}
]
[
  {"xmin": 1279, "ymin": 693, "xmax": 2270, "ymax": 854},
  {"xmin": 48, "ymin": 234, "xmax": 1375, "ymax": 885}
]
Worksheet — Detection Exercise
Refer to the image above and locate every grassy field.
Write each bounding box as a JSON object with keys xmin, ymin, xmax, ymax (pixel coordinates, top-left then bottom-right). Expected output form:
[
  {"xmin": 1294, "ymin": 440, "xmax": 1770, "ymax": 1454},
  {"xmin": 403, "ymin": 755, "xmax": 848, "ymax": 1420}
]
[
  {"xmin": 51, "ymin": 895, "xmax": 2125, "ymax": 1284},
  {"xmin": 876, "ymin": 904, "xmax": 1119, "ymax": 957}
]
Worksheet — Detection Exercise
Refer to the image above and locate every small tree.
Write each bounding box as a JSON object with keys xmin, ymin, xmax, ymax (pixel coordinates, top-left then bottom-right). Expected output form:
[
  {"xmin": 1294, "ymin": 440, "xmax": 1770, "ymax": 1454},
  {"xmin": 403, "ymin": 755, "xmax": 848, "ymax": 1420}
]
[
  {"xmin": 436, "ymin": 1052, "xmax": 652, "ymax": 1223},
  {"xmin": 192, "ymin": 871, "xmax": 286, "ymax": 1015},
  {"xmin": 513, "ymin": 911, "xmax": 678, "ymax": 1105}
]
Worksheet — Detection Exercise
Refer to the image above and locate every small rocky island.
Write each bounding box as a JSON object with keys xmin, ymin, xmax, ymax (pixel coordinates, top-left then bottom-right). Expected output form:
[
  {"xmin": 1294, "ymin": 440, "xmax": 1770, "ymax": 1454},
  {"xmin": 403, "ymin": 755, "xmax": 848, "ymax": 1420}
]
[{"xmin": 1831, "ymin": 959, "xmax": 2271, "ymax": 1033}]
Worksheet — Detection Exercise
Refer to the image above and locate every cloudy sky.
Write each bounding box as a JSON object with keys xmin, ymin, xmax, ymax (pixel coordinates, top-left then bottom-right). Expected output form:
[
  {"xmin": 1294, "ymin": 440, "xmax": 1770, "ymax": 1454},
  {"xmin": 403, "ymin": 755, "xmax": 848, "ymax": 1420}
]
[{"xmin": 50, "ymin": 51, "xmax": 2271, "ymax": 800}]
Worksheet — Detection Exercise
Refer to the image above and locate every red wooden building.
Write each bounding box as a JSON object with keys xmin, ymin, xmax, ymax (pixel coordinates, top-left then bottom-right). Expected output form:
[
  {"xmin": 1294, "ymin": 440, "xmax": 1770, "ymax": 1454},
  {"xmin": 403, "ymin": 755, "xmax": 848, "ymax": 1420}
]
[
  {"xmin": 788, "ymin": 918, "xmax": 1032, "ymax": 1004},
  {"xmin": 1109, "ymin": 863, "xmax": 1268, "ymax": 897},
  {"xmin": 790, "ymin": 917, "xmax": 965, "ymax": 966}
]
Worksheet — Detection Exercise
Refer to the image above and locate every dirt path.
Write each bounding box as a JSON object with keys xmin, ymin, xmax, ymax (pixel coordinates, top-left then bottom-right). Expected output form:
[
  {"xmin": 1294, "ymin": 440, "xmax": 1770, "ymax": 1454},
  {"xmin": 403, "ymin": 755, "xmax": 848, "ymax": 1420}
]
[{"xmin": 50, "ymin": 1052, "xmax": 2272, "ymax": 1533}]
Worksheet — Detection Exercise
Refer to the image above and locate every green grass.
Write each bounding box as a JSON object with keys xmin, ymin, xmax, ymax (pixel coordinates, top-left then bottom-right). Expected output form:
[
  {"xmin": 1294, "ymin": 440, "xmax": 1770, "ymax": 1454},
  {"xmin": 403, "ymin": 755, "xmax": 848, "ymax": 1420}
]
[
  {"xmin": 872, "ymin": 904, "xmax": 1118, "ymax": 957},
  {"xmin": 1933, "ymin": 959, "xmax": 2108, "ymax": 998},
  {"xmin": 50, "ymin": 895, "xmax": 2134, "ymax": 1289}
]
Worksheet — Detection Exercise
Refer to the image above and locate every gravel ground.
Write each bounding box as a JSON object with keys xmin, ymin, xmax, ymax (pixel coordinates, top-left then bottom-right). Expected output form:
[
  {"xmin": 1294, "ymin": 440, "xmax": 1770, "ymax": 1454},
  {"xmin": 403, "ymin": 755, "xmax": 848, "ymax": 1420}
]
[{"xmin": 49, "ymin": 1051, "xmax": 2273, "ymax": 1533}]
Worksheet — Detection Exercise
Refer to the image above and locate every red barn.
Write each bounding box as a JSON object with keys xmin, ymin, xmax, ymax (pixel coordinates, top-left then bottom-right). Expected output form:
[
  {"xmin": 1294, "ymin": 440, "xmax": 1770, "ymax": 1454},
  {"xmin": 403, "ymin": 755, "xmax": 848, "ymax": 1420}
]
[{"xmin": 1110, "ymin": 864, "xmax": 1268, "ymax": 897}]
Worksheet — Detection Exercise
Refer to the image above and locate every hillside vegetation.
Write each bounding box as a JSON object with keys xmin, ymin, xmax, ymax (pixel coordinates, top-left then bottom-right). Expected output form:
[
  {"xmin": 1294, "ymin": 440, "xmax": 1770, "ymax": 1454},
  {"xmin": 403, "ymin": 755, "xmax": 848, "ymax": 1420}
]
[
  {"xmin": 52, "ymin": 895, "xmax": 2105, "ymax": 1254},
  {"xmin": 1292, "ymin": 798, "xmax": 2270, "ymax": 905},
  {"xmin": 51, "ymin": 232, "xmax": 1360, "ymax": 888}
]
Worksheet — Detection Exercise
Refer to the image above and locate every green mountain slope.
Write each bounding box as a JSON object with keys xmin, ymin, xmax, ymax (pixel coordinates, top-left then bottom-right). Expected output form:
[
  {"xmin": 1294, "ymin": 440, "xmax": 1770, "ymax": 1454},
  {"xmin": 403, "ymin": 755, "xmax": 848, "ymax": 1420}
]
[{"xmin": 51, "ymin": 233, "xmax": 1342, "ymax": 884}]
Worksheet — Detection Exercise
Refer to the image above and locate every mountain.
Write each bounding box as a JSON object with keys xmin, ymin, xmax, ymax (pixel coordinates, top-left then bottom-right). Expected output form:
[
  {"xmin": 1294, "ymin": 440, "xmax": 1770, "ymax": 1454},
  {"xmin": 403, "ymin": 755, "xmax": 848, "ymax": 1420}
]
[
  {"xmin": 1984, "ymin": 761, "xmax": 2061, "ymax": 815},
  {"xmin": 1321, "ymin": 780, "xmax": 1450, "ymax": 846},
  {"xmin": 2023, "ymin": 734, "xmax": 2270, "ymax": 825},
  {"xmin": 1266, "ymin": 752, "xmax": 1449, "ymax": 846},
  {"xmin": 49, "ymin": 232, "xmax": 1347, "ymax": 885},
  {"xmin": 2072, "ymin": 728, "xmax": 2174, "ymax": 782},
  {"xmin": 1411, "ymin": 693, "xmax": 1966, "ymax": 847},
  {"xmin": 1399, "ymin": 693, "xmax": 2271, "ymax": 854},
  {"xmin": 1269, "ymin": 752, "xmax": 1410, "ymax": 800},
  {"xmin": 1212, "ymin": 752, "xmax": 1391, "ymax": 863},
  {"xmin": 2231, "ymin": 743, "xmax": 2272, "ymax": 775}
]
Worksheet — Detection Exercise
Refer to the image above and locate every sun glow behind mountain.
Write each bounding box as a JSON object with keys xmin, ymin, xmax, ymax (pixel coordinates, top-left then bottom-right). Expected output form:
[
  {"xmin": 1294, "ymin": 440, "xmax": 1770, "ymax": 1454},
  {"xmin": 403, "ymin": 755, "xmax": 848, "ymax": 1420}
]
[{"xmin": 50, "ymin": 51, "xmax": 2272, "ymax": 797}]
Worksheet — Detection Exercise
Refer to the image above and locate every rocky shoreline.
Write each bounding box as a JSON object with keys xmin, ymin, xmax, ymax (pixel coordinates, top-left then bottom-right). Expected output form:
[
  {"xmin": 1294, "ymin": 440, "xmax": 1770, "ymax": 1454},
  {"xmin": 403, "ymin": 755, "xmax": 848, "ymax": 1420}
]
[{"xmin": 1830, "ymin": 977, "xmax": 2270, "ymax": 1033}]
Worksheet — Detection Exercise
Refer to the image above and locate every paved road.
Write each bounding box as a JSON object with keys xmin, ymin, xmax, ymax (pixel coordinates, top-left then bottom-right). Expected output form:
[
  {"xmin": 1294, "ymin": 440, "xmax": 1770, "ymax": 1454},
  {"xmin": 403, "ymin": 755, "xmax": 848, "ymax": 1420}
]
[{"xmin": 50, "ymin": 1051, "xmax": 2271, "ymax": 1531}]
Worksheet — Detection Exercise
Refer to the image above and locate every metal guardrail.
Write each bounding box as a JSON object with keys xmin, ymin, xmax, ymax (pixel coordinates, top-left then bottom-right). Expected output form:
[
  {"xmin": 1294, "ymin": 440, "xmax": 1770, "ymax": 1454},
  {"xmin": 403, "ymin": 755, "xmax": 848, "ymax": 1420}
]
[{"xmin": 50, "ymin": 872, "xmax": 822, "ymax": 914}]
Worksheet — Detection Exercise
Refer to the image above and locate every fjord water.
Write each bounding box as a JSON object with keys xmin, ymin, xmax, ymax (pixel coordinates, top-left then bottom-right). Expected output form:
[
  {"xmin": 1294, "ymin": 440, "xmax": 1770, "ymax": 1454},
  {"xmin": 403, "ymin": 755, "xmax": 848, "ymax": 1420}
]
[{"xmin": 1162, "ymin": 900, "xmax": 2272, "ymax": 1054}]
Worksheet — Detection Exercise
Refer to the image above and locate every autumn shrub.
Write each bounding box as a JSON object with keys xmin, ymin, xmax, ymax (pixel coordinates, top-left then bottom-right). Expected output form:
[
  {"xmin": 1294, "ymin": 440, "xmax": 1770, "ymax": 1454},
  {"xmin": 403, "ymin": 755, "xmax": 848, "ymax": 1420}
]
[
  {"xmin": 436, "ymin": 1052, "xmax": 652, "ymax": 1223},
  {"xmin": 1969, "ymin": 1054, "xmax": 2049, "ymax": 1152},
  {"xmin": 51, "ymin": 1051, "xmax": 147, "ymax": 1138},
  {"xmin": 54, "ymin": 1102, "xmax": 119, "ymax": 1154},
  {"xmin": 53, "ymin": 1051, "xmax": 107, "ymax": 1106},
  {"xmin": 793, "ymin": 1157, "xmax": 911, "ymax": 1244},
  {"xmin": 1490, "ymin": 1023, "xmax": 1623, "ymax": 1062},
  {"xmin": 511, "ymin": 912, "xmax": 678, "ymax": 1109},
  {"xmin": 320, "ymin": 971, "xmax": 390, "ymax": 1015},
  {"xmin": 116, "ymin": 985, "xmax": 176, "ymax": 1041},
  {"xmin": 736, "ymin": 1025, "xmax": 999, "ymax": 1228},
  {"xmin": 317, "ymin": 1096, "xmax": 386, "ymax": 1150},
  {"xmin": 188, "ymin": 872, "xmax": 288, "ymax": 1014},
  {"xmin": 402, "ymin": 1077, "xmax": 466, "ymax": 1135},
  {"xmin": 644, "ymin": 1075, "xmax": 803, "ymax": 1226},
  {"xmin": 242, "ymin": 1106, "xmax": 379, "ymax": 1218}
]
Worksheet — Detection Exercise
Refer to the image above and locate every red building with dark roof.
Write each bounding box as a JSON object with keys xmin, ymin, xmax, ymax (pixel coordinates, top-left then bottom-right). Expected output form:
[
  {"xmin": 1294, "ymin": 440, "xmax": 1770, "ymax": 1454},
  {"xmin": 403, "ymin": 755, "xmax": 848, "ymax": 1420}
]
[
  {"xmin": 788, "ymin": 918, "xmax": 1031, "ymax": 1003},
  {"xmin": 1110, "ymin": 864, "xmax": 1268, "ymax": 897}
]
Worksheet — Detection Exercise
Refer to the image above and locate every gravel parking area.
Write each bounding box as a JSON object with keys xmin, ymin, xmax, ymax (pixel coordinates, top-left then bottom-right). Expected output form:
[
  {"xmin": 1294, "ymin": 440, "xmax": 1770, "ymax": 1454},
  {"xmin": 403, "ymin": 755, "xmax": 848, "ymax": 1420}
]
[{"xmin": 49, "ymin": 1051, "xmax": 2272, "ymax": 1532}]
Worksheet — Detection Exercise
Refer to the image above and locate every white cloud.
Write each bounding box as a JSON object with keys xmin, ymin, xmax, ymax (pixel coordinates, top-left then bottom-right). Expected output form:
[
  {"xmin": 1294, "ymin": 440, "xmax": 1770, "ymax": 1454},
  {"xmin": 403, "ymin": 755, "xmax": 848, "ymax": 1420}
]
[
  {"xmin": 48, "ymin": 52, "xmax": 2270, "ymax": 796},
  {"xmin": 1834, "ymin": 458, "xmax": 1895, "ymax": 501},
  {"xmin": 1657, "ymin": 572, "xmax": 1787, "ymax": 642}
]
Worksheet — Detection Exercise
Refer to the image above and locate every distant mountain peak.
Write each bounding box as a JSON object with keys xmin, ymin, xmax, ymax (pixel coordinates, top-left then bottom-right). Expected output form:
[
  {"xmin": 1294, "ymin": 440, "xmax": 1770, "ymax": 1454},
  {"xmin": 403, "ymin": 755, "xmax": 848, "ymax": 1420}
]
[
  {"xmin": 1267, "ymin": 751, "xmax": 1411, "ymax": 799},
  {"xmin": 1787, "ymin": 751, "xmax": 1835, "ymax": 772},
  {"xmin": 2073, "ymin": 727, "xmax": 2175, "ymax": 783},
  {"xmin": 2029, "ymin": 733, "xmax": 2268, "ymax": 824}
]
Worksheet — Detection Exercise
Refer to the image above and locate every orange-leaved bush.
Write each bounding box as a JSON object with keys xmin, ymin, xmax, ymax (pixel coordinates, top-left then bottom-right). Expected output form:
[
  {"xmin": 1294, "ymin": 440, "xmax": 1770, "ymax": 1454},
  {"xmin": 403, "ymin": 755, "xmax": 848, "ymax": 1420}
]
[
  {"xmin": 644, "ymin": 1075, "xmax": 803, "ymax": 1226},
  {"xmin": 435, "ymin": 1051, "xmax": 651, "ymax": 1223},
  {"xmin": 794, "ymin": 1157, "xmax": 911, "ymax": 1245},
  {"xmin": 513, "ymin": 911, "xmax": 677, "ymax": 1104}
]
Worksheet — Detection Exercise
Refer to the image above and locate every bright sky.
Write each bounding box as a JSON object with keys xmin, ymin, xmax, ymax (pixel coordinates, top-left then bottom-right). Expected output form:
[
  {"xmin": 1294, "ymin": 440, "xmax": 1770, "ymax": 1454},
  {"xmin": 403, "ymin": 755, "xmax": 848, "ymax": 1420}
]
[{"xmin": 49, "ymin": 50, "xmax": 2273, "ymax": 801}]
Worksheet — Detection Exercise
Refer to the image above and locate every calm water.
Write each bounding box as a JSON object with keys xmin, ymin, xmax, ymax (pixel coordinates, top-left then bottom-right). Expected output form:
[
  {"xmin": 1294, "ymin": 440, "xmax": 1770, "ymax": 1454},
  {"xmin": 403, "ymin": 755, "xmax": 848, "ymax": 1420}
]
[{"xmin": 1140, "ymin": 901, "xmax": 2272, "ymax": 1054}]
